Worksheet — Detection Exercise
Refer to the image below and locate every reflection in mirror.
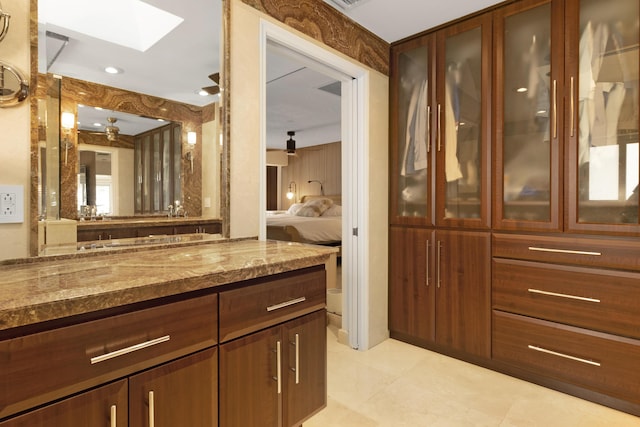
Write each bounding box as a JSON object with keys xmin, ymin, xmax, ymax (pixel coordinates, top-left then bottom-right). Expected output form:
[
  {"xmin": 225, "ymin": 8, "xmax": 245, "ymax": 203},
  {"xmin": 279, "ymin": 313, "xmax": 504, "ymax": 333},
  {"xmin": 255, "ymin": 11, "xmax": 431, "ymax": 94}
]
[
  {"xmin": 75, "ymin": 107, "xmax": 181, "ymax": 217},
  {"xmin": 33, "ymin": 0, "xmax": 223, "ymax": 242}
]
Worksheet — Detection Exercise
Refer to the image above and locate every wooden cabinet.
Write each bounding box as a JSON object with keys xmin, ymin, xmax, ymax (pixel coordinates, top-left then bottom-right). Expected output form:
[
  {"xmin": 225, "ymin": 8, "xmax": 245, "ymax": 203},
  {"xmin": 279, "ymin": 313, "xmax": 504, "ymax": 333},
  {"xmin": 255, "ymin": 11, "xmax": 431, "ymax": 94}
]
[
  {"xmin": 389, "ymin": 226, "xmax": 490, "ymax": 358},
  {"xmin": 129, "ymin": 348, "xmax": 218, "ymax": 427},
  {"xmin": 390, "ymin": 0, "xmax": 640, "ymax": 415},
  {"xmin": 493, "ymin": 0, "xmax": 640, "ymax": 234},
  {"xmin": 493, "ymin": 0, "xmax": 564, "ymax": 231},
  {"xmin": 0, "ymin": 380, "xmax": 128, "ymax": 427},
  {"xmin": 390, "ymin": 13, "xmax": 491, "ymax": 229},
  {"xmin": 76, "ymin": 219, "xmax": 222, "ymax": 242},
  {"xmin": 492, "ymin": 233, "xmax": 640, "ymax": 411},
  {"xmin": 219, "ymin": 268, "xmax": 327, "ymax": 427},
  {"xmin": 135, "ymin": 123, "xmax": 182, "ymax": 215},
  {"xmin": 0, "ymin": 294, "xmax": 218, "ymax": 426}
]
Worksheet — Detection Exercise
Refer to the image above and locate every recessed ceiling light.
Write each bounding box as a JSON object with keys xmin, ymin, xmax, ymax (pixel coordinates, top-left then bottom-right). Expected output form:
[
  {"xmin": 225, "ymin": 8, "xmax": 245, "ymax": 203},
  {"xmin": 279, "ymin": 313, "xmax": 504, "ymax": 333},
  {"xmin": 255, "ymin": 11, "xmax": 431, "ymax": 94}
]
[
  {"xmin": 93, "ymin": 122, "xmax": 102, "ymax": 127},
  {"xmin": 198, "ymin": 89, "xmax": 210, "ymax": 97},
  {"xmin": 516, "ymin": 87, "xmax": 528, "ymax": 93},
  {"xmin": 104, "ymin": 66, "xmax": 123, "ymax": 74}
]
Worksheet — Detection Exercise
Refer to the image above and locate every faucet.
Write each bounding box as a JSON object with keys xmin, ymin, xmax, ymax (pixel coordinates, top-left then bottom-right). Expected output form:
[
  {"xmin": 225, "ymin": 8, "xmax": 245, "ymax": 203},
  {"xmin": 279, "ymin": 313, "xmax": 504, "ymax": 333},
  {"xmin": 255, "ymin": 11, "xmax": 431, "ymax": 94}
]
[{"xmin": 174, "ymin": 200, "xmax": 186, "ymax": 217}]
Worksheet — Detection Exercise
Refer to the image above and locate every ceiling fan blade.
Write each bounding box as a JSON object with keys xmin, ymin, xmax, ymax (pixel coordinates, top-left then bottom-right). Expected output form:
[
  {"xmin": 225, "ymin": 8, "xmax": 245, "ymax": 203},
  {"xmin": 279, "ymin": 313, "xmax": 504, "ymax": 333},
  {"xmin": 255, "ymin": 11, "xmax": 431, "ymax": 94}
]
[
  {"xmin": 202, "ymin": 85, "xmax": 220, "ymax": 95},
  {"xmin": 209, "ymin": 72, "xmax": 219, "ymax": 84}
]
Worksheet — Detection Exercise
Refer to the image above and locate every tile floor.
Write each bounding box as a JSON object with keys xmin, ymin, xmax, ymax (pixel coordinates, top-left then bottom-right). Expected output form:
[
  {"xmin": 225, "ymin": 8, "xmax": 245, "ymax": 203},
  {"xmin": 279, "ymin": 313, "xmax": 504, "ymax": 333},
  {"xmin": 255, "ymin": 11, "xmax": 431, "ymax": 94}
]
[{"xmin": 305, "ymin": 325, "xmax": 640, "ymax": 427}]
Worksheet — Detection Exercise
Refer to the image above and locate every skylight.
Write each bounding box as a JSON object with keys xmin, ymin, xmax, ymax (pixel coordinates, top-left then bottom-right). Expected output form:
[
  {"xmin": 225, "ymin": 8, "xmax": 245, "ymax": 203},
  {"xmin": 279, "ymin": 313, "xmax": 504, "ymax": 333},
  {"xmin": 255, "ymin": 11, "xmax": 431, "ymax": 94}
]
[{"xmin": 39, "ymin": 0, "xmax": 184, "ymax": 52}]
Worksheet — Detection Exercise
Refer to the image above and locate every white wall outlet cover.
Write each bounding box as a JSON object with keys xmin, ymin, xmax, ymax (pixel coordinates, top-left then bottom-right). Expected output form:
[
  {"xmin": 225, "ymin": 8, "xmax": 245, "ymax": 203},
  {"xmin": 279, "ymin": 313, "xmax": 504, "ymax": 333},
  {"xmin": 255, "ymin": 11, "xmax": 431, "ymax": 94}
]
[{"xmin": 0, "ymin": 185, "xmax": 25, "ymax": 223}]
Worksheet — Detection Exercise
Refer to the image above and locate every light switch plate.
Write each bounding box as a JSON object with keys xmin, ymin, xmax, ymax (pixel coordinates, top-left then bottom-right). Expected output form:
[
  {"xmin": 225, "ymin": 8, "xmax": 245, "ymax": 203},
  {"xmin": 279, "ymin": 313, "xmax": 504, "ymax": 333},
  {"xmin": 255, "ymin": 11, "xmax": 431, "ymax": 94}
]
[{"xmin": 0, "ymin": 185, "xmax": 24, "ymax": 223}]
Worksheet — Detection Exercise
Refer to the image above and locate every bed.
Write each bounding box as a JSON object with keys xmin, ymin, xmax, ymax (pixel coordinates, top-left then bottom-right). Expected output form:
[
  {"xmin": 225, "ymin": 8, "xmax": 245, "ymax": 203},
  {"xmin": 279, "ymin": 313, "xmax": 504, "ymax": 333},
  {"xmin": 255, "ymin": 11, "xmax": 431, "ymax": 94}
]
[{"xmin": 266, "ymin": 195, "xmax": 342, "ymax": 246}]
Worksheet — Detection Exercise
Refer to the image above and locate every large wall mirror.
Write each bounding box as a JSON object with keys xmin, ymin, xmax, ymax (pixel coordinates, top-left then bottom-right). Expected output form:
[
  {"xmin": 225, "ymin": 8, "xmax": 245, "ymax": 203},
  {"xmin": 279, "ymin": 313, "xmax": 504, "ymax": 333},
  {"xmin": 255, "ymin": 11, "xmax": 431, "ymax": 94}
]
[{"xmin": 32, "ymin": 0, "xmax": 224, "ymax": 252}]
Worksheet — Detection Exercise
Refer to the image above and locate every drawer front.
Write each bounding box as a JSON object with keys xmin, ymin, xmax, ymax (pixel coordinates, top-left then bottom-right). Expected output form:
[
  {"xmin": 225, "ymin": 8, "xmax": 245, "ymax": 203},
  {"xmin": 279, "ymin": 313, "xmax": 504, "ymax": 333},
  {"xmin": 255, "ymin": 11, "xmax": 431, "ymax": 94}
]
[
  {"xmin": 493, "ymin": 311, "xmax": 640, "ymax": 404},
  {"xmin": 0, "ymin": 293, "xmax": 217, "ymax": 419},
  {"xmin": 493, "ymin": 233, "xmax": 640, "ymax": 271},
  {"xmin": 493, "ymin": 258, "xmax": 640, "ymax": 339},
  {"xmin": 219, "ymin": 269, "xmax": 326, "ymax": 342}
]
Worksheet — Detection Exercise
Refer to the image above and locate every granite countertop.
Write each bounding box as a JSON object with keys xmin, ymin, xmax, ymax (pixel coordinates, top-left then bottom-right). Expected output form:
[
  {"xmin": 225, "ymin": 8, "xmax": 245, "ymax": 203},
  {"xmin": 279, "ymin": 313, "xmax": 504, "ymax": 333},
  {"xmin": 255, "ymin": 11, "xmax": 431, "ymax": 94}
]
[{"xmin": 0, "ymin": 239, "xmax": 337, "ymax": 332}]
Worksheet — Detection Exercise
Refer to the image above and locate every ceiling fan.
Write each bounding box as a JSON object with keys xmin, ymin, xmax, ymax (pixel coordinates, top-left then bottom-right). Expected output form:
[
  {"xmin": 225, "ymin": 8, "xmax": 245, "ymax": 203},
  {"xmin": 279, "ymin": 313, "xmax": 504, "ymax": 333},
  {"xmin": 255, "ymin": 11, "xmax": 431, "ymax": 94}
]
[
  {"xmin": 80, "ymin": 116, "xmax": 120, "ymax": 141},
  {"xmin": 201, "ymin": 72, "xmax": 220, "ymax": 95},
  {"xmin": 286, "ymin": 130, "xmax": 296, "ymax": 156}
]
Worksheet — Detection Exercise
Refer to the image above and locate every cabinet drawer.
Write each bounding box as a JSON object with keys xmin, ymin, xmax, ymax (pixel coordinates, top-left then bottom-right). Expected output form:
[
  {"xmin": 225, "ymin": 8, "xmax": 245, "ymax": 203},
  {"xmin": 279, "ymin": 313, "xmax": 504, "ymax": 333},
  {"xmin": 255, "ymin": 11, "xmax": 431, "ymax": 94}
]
[
  {"xmin": 493, "ymin": 311, "xmax": 640, "ymax": 404},
  {"xmin": 0, "ymin": 294, "xmax": 217, "ymax": 420},
  {"xmin": 493, "ymin": 258, "xmax": 640, "ymax": 339},
  {"xmin": 219, "ymin": 269, "xmax": 326, "ymax": 342},
  {"xmin": 493, "ymin": 234, "xmax": 640, "ymax": 271}
]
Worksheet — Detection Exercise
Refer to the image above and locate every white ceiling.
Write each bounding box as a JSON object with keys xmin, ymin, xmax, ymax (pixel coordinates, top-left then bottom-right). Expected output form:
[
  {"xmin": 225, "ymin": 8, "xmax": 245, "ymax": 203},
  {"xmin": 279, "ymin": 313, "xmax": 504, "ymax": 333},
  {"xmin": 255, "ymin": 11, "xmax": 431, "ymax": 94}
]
[{"xmin": 39, "ymin": 0, "xmax": 506, "ymax": 149}]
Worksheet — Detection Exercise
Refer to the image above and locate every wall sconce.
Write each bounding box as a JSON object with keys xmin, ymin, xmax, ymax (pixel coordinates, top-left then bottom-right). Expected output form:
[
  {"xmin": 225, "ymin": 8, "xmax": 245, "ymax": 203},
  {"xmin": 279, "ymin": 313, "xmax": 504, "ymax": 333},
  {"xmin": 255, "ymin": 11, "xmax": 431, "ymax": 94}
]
[
  {"xmin": 185, "ymin": 131, "xmax": 196, "ymax": 173},
  {"xmin": 308, "ymin": 179, "xmax": 324, "ymax": 196},
  {"xmin": 0, "ymin": 1, "xmax": 10, "ymax": 43},
  {"xmin": 286, "ymin": 181, "xmax": 297, "ymax": 201},
  {"xmin": 61, "ymin": 111, "xmax": 75, "ymax": 165}
]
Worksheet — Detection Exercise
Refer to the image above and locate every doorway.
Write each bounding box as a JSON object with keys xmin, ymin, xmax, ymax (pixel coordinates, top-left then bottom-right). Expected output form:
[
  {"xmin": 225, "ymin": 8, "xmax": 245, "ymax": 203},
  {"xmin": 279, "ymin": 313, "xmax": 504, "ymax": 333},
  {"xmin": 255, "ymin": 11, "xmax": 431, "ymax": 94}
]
[{"xmin": 258, "ymin": 21, "xmax": 368, "ymax": 350}]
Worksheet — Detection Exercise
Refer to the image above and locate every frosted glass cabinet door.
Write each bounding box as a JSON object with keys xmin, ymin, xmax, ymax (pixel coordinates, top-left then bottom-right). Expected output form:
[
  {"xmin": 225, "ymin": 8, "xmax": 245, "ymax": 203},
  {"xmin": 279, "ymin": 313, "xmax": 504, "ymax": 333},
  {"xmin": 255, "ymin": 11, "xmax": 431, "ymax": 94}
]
[
  {"xmin": 569, "ymin": 0, "xmax": 639, "ymax": 230},
  {"xmin": 494, "ymin": 0, "xmax": 563, "ymax": 231},
  {"xmin": 390, "ymin": 38, "xmax": 432, "ymax": 225},
  {"xmin": 436, "ymin": 14, "xmax": 491, "ymax": 228}
]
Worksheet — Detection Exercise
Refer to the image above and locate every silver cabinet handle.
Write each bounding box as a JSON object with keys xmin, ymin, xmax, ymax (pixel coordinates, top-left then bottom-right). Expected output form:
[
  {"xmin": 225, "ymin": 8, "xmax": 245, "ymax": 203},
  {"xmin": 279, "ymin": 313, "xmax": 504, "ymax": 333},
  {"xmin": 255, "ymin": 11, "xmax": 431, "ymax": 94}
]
[
  {"xmin": 148, "ymin": 391, "xmax": 155, "ymax": 427},
  {"xmin": 426, "ymin": 105, "xmax": 431, "ymax": 152},
  {"xmin": 266, "ymin": 297, "xmax": 306, "ymax": 312},
  {"xmin": 426, "ymin": 240, "xmax": 430, "ymax": 287},
  {"xmin": 290, "ymin": 333, "xmax": 300, "ymax": 384},
  {"xmin": 437, "ymin": 104, "xmax": 442, "ymax": 152},
  {"xmin": 276, "ymin": 340, "xmax": 282, "ymax": 394},
  {"xmin": 570, "ymin": 76, "xmax": 575, "ymax": 137},
  {"xmin": 528, "ymin": 345, "xmax": 601, "ymax": 367},
  {"xmin": 436, "ymin": 241, "xmax": 442, "ymax": 288},
  {"xmin": 110, "ymin": 405, "xmax": 117, "ymax": 427},
  {"xmin": 528, "ymin": 288, "xmax": 600, "ymax": 303},
  {"xmin": 90, "ymin": 335, "xmax": 170, "ymax": 364},
  {"xmin": 552, "ymin": 79, "xmax": 557, "ymax": 139},
  {"xmin": 528, "ymin": 246, "xmax": 601, "ymax": 256}
]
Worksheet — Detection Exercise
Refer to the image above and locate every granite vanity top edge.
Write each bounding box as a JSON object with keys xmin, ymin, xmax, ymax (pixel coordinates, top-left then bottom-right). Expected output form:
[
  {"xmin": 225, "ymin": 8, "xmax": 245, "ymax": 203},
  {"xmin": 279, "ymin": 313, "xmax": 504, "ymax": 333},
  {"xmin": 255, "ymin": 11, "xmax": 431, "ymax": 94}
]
[{"xmin": 0, "ymin": 240, "xmax": 337, "ymax": 332}]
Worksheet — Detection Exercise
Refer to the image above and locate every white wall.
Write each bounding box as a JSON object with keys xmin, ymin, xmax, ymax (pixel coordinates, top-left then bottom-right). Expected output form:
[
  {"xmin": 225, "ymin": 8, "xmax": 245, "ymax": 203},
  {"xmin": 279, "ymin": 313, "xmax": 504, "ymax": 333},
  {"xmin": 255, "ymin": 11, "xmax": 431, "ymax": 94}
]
[{"xmin": 0, "ymin": 0, "xmax": 31, "ymax": 261}]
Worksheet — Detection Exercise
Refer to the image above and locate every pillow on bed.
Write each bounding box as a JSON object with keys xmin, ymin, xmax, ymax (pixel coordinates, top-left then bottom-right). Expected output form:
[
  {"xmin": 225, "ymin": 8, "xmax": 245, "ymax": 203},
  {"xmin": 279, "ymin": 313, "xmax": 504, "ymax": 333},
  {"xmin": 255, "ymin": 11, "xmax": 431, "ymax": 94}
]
[
  {"xmin": 287, "ymin": 203, "xmax": 304, "ymax": 215},
  {"xmin": 296, "ymin": 198, "xmax": 334, "ymax": 217},
  {"xmin": 322, "ymin": 204, "xmax": 342, "ymax": 217}
]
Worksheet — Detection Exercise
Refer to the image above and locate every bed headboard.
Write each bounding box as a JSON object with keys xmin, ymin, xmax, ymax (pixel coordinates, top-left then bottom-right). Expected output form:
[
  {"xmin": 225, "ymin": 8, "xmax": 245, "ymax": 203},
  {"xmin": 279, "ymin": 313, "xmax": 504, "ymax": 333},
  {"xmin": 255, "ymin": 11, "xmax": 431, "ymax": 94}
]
[{"xmin": 300, "ymin": 194, "xmax": 342, "ymax": 206}]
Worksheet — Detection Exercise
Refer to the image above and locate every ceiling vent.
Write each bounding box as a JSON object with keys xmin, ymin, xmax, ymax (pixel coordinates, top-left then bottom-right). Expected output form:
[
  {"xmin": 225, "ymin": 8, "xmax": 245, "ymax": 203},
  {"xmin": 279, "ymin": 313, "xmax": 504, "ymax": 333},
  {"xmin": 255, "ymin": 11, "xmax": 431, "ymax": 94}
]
[{"xmin": 324, "ymin": 0, "xmax": 370, "ymax": 11}]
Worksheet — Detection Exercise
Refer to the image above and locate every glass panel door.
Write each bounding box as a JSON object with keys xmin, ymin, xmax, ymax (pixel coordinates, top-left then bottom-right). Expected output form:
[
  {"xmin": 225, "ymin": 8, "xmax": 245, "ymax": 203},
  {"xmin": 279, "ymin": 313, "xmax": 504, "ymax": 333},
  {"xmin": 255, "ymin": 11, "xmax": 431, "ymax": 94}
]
[
  {"xmin": 571, "ymin": 0, "xmax": 639, "ymax": 228},
  {"xmin": 390, "ymin": 38, "xmax": 432, "ymax": 225}
]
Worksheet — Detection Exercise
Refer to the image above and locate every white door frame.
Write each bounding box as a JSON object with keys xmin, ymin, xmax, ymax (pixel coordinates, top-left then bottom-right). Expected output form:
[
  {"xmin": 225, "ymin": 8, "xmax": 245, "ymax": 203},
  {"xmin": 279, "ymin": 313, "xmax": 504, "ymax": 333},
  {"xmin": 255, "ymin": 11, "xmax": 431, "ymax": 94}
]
[{"xmin": 258, "ymin": 20, "xmax": 369, "ymax": 350}]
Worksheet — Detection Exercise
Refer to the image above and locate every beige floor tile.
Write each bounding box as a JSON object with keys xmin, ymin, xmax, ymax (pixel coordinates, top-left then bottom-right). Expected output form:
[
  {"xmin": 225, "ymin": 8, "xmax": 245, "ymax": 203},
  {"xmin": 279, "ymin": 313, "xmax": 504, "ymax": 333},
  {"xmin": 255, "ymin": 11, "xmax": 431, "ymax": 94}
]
[{"xmin": 308, "ymin": 326, "xmax": 640, "ymax": 426}]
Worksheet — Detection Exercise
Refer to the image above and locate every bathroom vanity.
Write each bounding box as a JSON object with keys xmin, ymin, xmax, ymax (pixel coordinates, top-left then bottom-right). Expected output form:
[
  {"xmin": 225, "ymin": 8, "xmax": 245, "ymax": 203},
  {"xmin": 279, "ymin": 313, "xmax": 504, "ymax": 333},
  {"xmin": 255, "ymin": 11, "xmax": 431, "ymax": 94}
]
[{"xmin": 0, "ymin": 239, "xmax": 334, "ymax": 426}]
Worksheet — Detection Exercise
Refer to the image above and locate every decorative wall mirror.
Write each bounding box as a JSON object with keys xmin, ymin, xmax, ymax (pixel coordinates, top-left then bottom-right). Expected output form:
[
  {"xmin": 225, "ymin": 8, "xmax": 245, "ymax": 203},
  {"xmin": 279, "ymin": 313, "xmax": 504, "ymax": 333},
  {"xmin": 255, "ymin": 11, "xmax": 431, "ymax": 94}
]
[
  {"xmin": 0, "ymin": 61, "xmax": 29, "ymax": 107},
  {"xmin": 32, "ymin": 0, "xmax": 224, "ymax": 252}
]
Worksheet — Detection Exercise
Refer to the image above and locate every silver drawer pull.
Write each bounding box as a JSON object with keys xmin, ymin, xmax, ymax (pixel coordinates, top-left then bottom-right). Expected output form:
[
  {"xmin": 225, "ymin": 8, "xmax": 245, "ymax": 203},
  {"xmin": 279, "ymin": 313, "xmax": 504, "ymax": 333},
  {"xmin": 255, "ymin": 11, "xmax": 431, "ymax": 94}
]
[
  {"xmin": 528, "ymin": 289, "xmax": 600, "ymax": 303},
  {"xmin": 528, "ymin": 246, "xmax": 601, "ymax": 256},
  {"xmin": 528, "ymin": 345, "xmax": 601, "ymax": 367},
  {"xmin": 267, "ymin": 297, "xmax": 306, "ymax": 312},
  {"xmin": 90, "ymin": 335, "xmax": 171, "ymax": 364}
]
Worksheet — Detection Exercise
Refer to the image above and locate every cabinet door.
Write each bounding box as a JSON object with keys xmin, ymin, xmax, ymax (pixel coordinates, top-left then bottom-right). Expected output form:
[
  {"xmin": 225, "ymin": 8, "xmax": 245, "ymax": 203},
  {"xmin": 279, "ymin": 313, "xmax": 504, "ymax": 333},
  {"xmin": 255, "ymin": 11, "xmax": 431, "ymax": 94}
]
[
  {"xmin": 129, "ymin": 348, "xmax": 218, "ymax": 427},
  {"xmin": 283, "ymin": 310, "xmax": 327, "ymax": 427},
  {"xmin": 219, "ymin": 327, "xmax": 281, "ymax": 427},
  {"xmin": 390, "ymin": 34, "xmax": 435, "ymax": 226},
  {"xmin": 0, "ymin": 380, "xmax": 127, "ymax": 427},
  {"xmin": 493, "ymin": 0, "xmax": 564, "ymax": 231},
  {"xmin": 566, "ymin": 0, "xmax": 640, "ymax": 234},
  {"xmin": 388, "ymin": 226, "xmax": 435, "ymax": 343},
  {"xmin": 435, "ymin": 230, "xmax": 491, "ymax": 358},
  {"xmin": 435, "ymin": 14, "xmax": 492, "ymax": 228}
]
